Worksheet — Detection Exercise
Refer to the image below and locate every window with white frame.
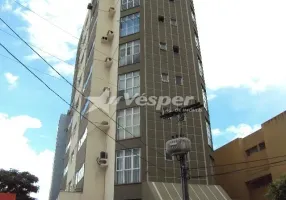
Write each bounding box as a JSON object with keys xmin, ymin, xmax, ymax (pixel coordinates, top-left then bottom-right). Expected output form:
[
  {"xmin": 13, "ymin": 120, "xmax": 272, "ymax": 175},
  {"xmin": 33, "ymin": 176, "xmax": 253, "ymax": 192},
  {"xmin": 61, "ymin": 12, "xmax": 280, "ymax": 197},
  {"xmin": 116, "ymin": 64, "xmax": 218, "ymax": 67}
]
[
  {"xmin": 121, "ymin": 0, "xmax": 140, "ymax": 11},
  {"xmin": 120, "ymin": 13, "xmax": 140, "ymax": 37},
  {"xmin": 78, "ymin": 128, "xmax": 87, "ymax": 151},
  {"xmin": 63, "ymin": 165, "xmax": 68, "ymax": 176},
  {"xmin": 119, "ymin": 40, "xmax": 140, "ymax": 66},
  {"xmin": 202, "ymin": 88, "xmax": 208, "ymax": 111},
  {"xmin": 206, "ymin": 121, "xmax": 212, "ymax": 147},
  {"xmin": 83, "ymin": 66, "xmax": 92, "ymax": 92},
  {"xmin": 161, "ymin": 73, "xmax": 169, "ymax": 82},
  {"xmin": 116, "ymin": 148, "xmax": 140, "ymax": 184},
  {"xmin": 81, "ymin": 100, "xmax": 90, "ymax": 119},
  {"xmin": 118, "ymin": 71, "xmax": 140, "ymax": 99},
  {"xmin": 66, "ymin": 138, "xmax": 71, "ymax": 153},
  {"xmin": 117, "ymin": 107, "xmax": 140, "ymax": 140},
  {"xmin": 75, "ymin": 164, "xmax": 85, "ymax": 185},
  {"xmin": 198, "ymin": 57, "xmax": 203, "ymax": 77}
]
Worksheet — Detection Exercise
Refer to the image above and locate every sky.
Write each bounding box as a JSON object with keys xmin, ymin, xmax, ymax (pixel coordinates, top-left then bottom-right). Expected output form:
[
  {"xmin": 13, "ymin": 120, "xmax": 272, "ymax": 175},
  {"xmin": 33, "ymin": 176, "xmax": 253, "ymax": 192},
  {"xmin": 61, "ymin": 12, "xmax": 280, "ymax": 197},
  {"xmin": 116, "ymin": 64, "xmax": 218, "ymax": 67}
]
[{"xmin": 0, "ymin": 0, "xmax": 286, "ymax": 199}]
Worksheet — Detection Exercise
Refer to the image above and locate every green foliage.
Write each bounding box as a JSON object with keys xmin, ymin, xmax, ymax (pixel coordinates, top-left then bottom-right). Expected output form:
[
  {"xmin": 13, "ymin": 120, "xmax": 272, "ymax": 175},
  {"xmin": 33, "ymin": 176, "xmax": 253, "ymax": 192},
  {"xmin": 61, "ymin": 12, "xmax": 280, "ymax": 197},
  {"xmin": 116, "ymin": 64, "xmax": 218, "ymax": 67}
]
[
  {"xmin": 0, "ymin": 169, "xmax": 39, "ymax": 200},
  {"xmin": 266, "ymin": 175, "xmax": 286, "ymax": 200}
]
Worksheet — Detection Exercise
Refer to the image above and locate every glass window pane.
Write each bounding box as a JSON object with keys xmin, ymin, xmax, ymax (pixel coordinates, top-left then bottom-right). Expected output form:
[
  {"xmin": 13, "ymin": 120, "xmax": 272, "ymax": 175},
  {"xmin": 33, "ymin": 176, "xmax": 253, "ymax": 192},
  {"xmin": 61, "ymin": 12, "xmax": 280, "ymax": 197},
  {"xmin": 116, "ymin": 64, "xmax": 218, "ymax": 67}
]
[
  {"xmin": 133, "ymin": 125, "xmax": 140, "ymax": 137},
  {"xmin": 126, "ymin": 78, "xmax": 133, "ymax": 88},
  {"xmin": 125, "ymin": 170, "xmax": 132, "ymax": 183},
  {"xmin": 117, "ymin": 128, "xmax": 124, "ymax": 140},
  {"xmin": 116, "ymin": 171, "xmax": 124, "ymax": 184},
  {"xmin": 134, "ymin": 76, "xmax": 140, "ymax": 86},
  {"xmin": 125, "ymin": 149, "xmax": 132, "ymax": 156},
  {"xmin": 125, "ymin": 127, "xmax": 133, "ymax": 138},
  {"xmin": 125, "ymin": 157, "xmax": 131, "ymax": 169},
  {"xmin": 133, "ymin": 114, "xmax": 140, "ymax": 125}
]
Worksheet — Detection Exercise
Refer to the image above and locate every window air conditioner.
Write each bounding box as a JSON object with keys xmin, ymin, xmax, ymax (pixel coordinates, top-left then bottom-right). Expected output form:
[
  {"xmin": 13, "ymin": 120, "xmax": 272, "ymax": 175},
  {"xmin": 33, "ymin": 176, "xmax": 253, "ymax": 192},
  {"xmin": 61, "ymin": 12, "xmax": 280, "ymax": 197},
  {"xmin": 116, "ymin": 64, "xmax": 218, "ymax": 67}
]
[
  {"xmin": 107, "ymin": 30, "xmax": 114, "ymax": 41},
  {"xmin": 105, "ymin": 57, "xmax": 113, "ymax": 68},
  {"xmin": 87, "ymin": 3, "xmax": 93, "ymax": 10},
  {"xmin": 97, "ymin": 151, "xmax": 108, "ymax": 168},
  {"xmin": 108, "ymin": 7, "xmax": 116, "ymax": 17}
]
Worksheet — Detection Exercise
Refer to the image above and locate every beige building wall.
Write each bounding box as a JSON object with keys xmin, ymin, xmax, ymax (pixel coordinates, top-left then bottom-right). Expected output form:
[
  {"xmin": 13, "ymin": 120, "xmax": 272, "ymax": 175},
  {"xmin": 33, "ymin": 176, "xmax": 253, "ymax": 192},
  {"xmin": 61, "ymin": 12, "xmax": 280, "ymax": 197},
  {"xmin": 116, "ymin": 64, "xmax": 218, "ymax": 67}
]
[{"xmin": 214, "ymin": 111, "xmax": 286, "ymax": 200}]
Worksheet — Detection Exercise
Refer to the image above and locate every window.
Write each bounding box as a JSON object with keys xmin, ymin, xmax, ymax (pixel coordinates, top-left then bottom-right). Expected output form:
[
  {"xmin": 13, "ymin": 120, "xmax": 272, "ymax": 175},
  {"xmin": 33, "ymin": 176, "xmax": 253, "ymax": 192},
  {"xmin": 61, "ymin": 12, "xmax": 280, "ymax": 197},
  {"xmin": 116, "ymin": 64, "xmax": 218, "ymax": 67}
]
[
  {"xmin": 75, "ymin": 164, "xmax": 85, "ymax": 185},
  {"xmin": 83, "ymin": 65, "xmax": 92, "ymax": 92},
  {"xmin": 158, "ymin": 15, "xmax": 165, "ymax": 22},
  {"xmin": 159, "ymin": 42, "xmax": 167, "ymax": 51},
  {"xmin": 259, "ymin": 142, "xmax": 266, "ymax": 150},
  {"xmin": 121, "ymin": 0, "xmax": 140, "ymax": 11},
  {"xmin": 246, "ymin": 146, "xmax": 259, "ymax": 156},
  {"xmin": 165, "ymin": 149, "xmax": 173, "ymax": 161},
  {"xmin": 119, "ymin": 71, "xmax": 140, "ymax": 99},
  {"xmin": 71, "ymin": 150, "xmax": 75, "ymax": 162},
  {"xmin": 119, "ymin": 40, "xmax": 140, "ymax": 67},
  {"xmin": 63, "ymin": 165, "xmax": 68, "ymax": 176},
  {"xmin": 81, "ymin": 99, "xmax": 90, "ymax": 119},
  {"xmin": 72, "ymin": 123, "xmax": 77, "ymax": 135},
  {"xmin": 206, "ymin": 121, "xmax": 212, "ymax": 147},
  {"xmin": 198, "ymin": 57, "xmax": 204, "ymax": 77},
  {"xmin": 161, "ymin": 73, "xmax": 169, "ymax": 82},
  {"xmin": 66, "ymin": 138, "xmax": 71, "ymax": 153},
  {"xmin": 173, "ymin": 45, "xmax": 179, "ymax": 53},
  {"xmin": 117, "ymin": 107, "xmax": 140, "ymax": 140},
  {"xmin": 195, "ymin": 34, "xmax": 200, "ymax": 49},
  {"xmin": 191, "ymin": 9, "xmax": 196, "ymax": 22},
  {"xmin": 78, "ymin": 128, "xmax": 87, "ymax": 151},
  {"xmin": 175, "ymin": 76, "xmax": 183, "ymax": 85},
  {"xmin": 202, "ymin": 87, "xmax": 208, "ymax": 111},
  {"xmin": 120, "ymin": 13, "xmax": 140, "ymax": 37},
  {"xmin": 170, "ymin": 18, "xmax": 177, "ymax": 26},
  {"xmin": 116, "ymin": 148, "xmax": 140, "ymax": 184}
]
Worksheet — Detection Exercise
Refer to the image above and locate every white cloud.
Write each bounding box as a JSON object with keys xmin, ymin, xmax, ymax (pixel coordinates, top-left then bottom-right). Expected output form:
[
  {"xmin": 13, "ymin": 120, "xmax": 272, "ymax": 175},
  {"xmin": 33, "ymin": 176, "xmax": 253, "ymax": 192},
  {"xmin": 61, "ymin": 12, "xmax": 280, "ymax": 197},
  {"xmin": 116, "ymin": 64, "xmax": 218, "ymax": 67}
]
[
  {"xmin": 1, "ymin": 0, "xmax": 12, "ymax": 12},
  {"xmin": 212, "ymin": 128, "xmax": 221, "ymax": 136},
  {"xmin": 4, "ymin": 72, "xmax": 19, "ymax": 89},
  {"xmin": 0, "ymin": 113, "xmax": 54, "ymax": 200},
  {"xmin": 208, "ymin": 94, "xmax": 217, "ymax": 101},
  {"xmin": 213, "ymin": 123, "xmax": 261, "ymax": 139},
  {"xmin": 194, "ymin": 0, "xmax": 286, "ymax": 92},
  {"xmin": 13, "ymin": 0, "xmax": 89, "ymax": 76},
  {"xmin": 48, "ymin": 62, "xmax": 74, "ymax": 77}
]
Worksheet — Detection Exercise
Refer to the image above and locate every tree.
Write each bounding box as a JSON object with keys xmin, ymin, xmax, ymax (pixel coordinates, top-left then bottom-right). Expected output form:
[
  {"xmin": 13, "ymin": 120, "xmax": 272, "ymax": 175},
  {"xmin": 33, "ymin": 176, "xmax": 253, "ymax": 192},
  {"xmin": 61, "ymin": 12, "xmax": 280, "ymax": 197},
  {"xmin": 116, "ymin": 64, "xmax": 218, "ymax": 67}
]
[
  {"xmin": 266, "ymin": 175, "xmax": 286, "ymax": 200},
  {"xmin": 0, "ymin": 169, "xmax": 39, "ymax": 200}
]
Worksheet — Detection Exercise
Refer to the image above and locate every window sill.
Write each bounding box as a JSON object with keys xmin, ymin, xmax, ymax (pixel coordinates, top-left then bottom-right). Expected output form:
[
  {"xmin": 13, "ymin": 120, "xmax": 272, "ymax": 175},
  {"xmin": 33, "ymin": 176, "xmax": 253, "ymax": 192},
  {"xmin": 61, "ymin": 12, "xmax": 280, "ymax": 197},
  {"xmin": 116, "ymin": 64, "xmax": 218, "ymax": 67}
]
[
  {"xmin": 114, "ymin": 182, "xmax": 141, "ymax": 186},
  {"xmin": 120, "ymin": 32, "xmax": 140, "ymax": 39},
  {"xmin": 116, "ymin": 136, "xmax": 141, "ymax": 142},
  {"xmin": 119, "ymin": 61, "xmax": 140, "ymax": 68}
]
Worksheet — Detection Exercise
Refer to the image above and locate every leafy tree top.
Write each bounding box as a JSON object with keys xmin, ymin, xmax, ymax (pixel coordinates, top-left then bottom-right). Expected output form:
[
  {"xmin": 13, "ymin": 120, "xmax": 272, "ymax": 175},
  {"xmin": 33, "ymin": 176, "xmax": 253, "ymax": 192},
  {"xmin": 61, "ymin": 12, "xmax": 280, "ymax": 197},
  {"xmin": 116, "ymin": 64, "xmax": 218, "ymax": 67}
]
[
  {"xmin": 267, "ymin": 175, "xmax": 286, "ymax": 200},
  {"xmin": 0, "ymin": 169, "xmax": 39, "ymax": 200}
]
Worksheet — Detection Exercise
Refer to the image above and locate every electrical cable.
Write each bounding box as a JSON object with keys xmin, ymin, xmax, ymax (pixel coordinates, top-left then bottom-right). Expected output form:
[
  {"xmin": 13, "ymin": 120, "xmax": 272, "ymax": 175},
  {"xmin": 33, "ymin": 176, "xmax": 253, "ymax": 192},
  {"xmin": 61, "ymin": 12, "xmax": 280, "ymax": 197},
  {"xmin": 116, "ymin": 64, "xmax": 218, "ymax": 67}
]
[
  {"xmin": 0, "ymin": 42, "xmax": 178, "ymax": 179},
  {"xmin": 0, "ymin": 53, "xmax": 62, "ymax": 80},
  {"xmin": 191, "ymin": 158, "xmax": 286, "ymax": 179},
  {"xmin": 0, "ymin": 18, "xmax": 170, "ymax": 161}
]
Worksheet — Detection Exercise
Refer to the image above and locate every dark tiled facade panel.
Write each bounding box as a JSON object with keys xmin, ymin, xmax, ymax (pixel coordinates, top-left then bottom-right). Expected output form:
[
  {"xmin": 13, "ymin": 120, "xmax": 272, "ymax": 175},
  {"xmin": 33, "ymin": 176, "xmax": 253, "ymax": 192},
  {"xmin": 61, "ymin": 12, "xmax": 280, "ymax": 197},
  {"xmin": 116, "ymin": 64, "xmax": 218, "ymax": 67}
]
[{"xmin": 114, "ymin": 0, "xmax": 214, "ymax": 199}]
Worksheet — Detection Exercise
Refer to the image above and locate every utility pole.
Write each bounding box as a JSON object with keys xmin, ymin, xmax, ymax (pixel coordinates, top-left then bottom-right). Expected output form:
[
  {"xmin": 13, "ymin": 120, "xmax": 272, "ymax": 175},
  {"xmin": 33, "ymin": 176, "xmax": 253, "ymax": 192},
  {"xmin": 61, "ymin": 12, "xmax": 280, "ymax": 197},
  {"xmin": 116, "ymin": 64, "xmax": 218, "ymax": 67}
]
[{"xmin": 161, "ymin": 101, "xmax": 203, "ymax": 200}]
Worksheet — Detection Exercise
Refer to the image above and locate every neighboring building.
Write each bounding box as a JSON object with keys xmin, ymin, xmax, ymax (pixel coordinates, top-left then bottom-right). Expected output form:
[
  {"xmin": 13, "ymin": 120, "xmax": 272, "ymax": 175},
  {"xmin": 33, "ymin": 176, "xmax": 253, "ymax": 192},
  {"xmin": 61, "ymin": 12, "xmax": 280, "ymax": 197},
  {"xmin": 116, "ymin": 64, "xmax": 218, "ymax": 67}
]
[
  {"xmin": 49, "ymin": 114, "xmax": 70, "ymax": 200},
  {"xmin": 57, "ymin": 0, "xmax": 229, "ymax": 199},
  {"xmin": 214, "ymin": 111, "xmax": 286, "ymax": 200},
  {"xmin": 0, "ymin": 193, "xmax": 16, "ymax": 200}
]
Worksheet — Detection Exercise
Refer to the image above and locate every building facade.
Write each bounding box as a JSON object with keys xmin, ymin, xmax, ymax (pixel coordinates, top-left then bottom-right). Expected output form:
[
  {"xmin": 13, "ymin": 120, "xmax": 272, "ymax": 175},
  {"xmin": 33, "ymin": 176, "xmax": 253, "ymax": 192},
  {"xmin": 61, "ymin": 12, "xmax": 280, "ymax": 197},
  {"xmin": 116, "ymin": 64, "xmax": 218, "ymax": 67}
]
[
  {"xmin": 214, "ymin": 111, "xmax": 286, "ymax": 200},
  {"xmin": 49, "ymin": 114, "xmax": 70, "ymax": 200},
  {"xmin": 58, "ymin": 0, "xmax": 216, "ymax": 199}
]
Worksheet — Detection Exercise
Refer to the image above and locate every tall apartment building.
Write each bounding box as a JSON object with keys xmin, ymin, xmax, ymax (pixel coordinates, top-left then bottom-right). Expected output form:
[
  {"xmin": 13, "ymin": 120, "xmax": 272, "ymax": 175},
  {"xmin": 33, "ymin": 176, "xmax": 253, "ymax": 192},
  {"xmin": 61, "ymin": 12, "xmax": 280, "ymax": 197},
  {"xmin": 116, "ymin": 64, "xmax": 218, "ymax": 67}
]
[
  {"xmin": 57, "ymin": 0, "xmax": 228, "ymax": 200},
  {"xmin": 49, "ymin": 114, "xmax": 70, "ymax": 200},
  {"xmin": 214, "ymin": 110, "xmax": 286, "ymax": 200}
]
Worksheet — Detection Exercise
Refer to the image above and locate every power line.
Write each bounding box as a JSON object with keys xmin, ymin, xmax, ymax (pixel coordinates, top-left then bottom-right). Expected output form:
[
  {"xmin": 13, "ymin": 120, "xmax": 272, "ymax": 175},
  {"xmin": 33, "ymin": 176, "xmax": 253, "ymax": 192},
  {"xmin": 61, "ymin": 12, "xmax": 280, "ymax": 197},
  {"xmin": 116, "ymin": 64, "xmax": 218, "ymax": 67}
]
[
  {"xmin": 0, "ymin": 53, "xmax": 62, "ymax": 80},
  {"xmin": 12, "ymin": 0, "xmax": 79, "ymax": 40},
  {"xmin": 0, "ymin": 18, "xmax": 169, "ymax": 161},
  {"xmin": 0, "ymin": 28, "xmax": 75, "ymax": 67},
  {"xmin": 0, "ymin": 42, "xmax": 177, "ymax": 179},
  {"xmin": 191, "ymin": 158, "xmax": 286, "ymax": 179}
]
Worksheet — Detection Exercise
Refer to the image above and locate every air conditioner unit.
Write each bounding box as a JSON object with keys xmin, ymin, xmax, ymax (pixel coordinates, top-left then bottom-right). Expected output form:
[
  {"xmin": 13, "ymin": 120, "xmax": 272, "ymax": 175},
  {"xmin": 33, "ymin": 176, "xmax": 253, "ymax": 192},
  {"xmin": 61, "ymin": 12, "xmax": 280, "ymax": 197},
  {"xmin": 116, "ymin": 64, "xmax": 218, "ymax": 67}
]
[
  {"xmin": 97, "ymin": 151, "xmax": 108, "ymax": 168},
  {"xmin": 105, "ymin": 57, "xmax": 113, "ymax": 68},
  {"xmin": 87, "ymin": 3, "xmax": 93, "ymax": 10},
  {"xmin": 108, "ymin": 7, "xmax": 116, "ymax": 17},
  {"xmin": 107, "ymin": 30, "xmax": 114, "ymax": 41},
  {"xmin": 101, "ymin": 36, "xmax": 108, "ymax": 43}
]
